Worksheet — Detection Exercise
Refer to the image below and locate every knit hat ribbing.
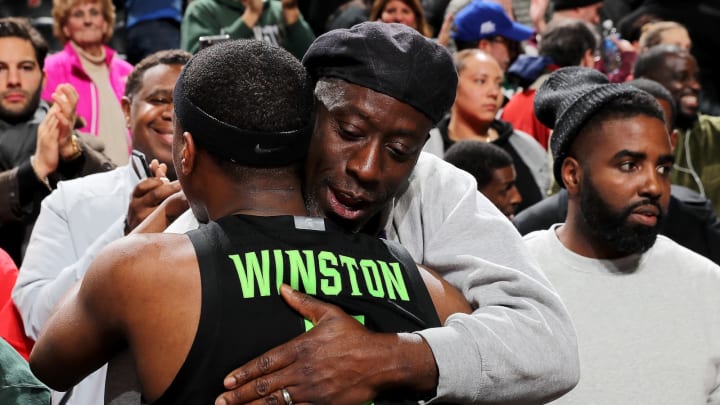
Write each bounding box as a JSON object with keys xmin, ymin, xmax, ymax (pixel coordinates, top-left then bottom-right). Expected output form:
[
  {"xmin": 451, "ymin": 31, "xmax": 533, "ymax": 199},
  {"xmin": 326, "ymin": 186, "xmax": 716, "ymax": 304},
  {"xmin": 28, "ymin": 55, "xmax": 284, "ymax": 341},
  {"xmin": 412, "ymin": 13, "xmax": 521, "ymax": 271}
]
[{"xmin": 534, "ymin": 66, "xmax": 641, "ymax": 186}]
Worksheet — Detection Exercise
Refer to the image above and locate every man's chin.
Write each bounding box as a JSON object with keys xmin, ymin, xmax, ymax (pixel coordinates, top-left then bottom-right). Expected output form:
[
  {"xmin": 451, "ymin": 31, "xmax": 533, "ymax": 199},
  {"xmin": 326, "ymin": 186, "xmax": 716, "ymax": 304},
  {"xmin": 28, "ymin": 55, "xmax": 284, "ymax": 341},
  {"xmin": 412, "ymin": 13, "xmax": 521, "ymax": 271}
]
[
  {"xmin": 675, "ymin": 111, "xmax": 698, "ymax": 129},
  {"xmin": 0, "ymin": 93, "xmax": 40, "ymax": 124},
  {"xmin": 611, "ymin": 223, "xmax": 660, "ymax": 255}
]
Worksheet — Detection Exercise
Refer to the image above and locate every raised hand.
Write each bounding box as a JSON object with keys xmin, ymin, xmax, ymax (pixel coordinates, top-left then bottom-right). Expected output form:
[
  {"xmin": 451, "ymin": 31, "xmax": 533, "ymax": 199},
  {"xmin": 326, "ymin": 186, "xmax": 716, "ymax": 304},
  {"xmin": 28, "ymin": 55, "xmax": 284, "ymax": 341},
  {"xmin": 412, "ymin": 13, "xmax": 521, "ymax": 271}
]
[
  {"xmin": 32, "ymin": 105, "xmax": 61, "ymax": 180},
  {"xmin": 124, "ymin": 160, "xmax": 181, "ymax": 234},
  {"xmin": 50, "ymin": 84, "xmax": 80, "ymax": 160}
]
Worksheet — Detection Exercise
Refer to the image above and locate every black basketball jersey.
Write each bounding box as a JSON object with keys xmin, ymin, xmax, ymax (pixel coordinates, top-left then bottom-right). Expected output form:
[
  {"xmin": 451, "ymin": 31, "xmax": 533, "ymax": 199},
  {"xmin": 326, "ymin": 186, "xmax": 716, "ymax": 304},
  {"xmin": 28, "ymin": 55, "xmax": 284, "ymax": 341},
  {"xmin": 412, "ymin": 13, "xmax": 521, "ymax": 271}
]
[{"xmin": 152, "ymin": 214, "xmax": 440, "ymax": 405}]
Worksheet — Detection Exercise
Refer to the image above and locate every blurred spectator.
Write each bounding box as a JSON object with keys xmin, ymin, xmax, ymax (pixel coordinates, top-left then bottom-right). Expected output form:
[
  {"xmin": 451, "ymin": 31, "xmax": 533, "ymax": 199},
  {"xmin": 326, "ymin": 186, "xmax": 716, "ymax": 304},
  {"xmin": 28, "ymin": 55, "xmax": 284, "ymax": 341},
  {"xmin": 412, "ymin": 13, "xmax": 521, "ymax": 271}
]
[
  {"xmin": 549, "ymin": 0, "xmax": 602, "ymax": 25},
  {"xmin": 124, "ymin": 0, "xmax": 182, "ymax": 64},
  {"xmin": 634, "ymin": 45, "xmax": 720, "ymax": 215},
  {"xmin": 324, "ymin": 0, "xmax": 370, "ymax": 31},
  {"xmin": 638, "ymin": 20, "xmax": 691, "ymax": 52},
  {"xmin": 0, "ymin": 17, "xmax": 113, "ymax": 266},
  {"xmin": 424, "ymin": 49, "xmax": 550, "ymax": 213},
  {"xmin": 629, "ymin": 0, "xmax": 720, "ymax": 116},
  {"xmin": 369, "ymin": 0, "xmax": 432, "ymax": 36},
  {"xmin": 181, "ymin": 0, "xmax": 315, "ymax": 58},
  {"xmin": 452, "ymin": 0, "xmax": 533, "ymax": 71},
  {"xmin": 44, "ymin": 0, "xmax": 133, "ymax": 166},
  {"xmin": 422, "ymin": 0, "xmax": 451, "ymax": 34},
  {"xmin": 297, "ymin": 0, "xmax": 348, "ymax": 35},
  {"xmin": 617, "ymin": 9, "xmax": 659, "ymax": 51},
  {"xmin": 596, "ymin": 0, "xmax": 642, "ymax": 26},
  {"xmin": 445, "ymin": 141, "xmax": 522, "ymax": 219},
  {"xmin": 502, "ymin": 17, "xmax": 597, "ymax": 149}
]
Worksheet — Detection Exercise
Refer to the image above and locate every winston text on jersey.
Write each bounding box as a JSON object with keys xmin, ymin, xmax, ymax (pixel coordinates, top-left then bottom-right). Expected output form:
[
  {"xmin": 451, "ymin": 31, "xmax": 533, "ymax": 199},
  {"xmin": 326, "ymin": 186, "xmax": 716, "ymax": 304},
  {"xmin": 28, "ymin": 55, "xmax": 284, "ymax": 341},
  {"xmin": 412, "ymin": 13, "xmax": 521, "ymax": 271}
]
[{"xmin": 228, "ymin": 250, "xmax": 410, "ymax": 301}]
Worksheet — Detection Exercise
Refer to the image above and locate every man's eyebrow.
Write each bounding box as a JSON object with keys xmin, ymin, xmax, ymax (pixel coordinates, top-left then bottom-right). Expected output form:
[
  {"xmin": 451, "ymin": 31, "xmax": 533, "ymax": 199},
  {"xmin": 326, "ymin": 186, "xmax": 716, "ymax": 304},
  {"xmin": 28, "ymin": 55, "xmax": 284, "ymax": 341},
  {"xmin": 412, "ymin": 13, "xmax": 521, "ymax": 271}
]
[
  {"xmin": 612, "ymin": 150, "xmax": 646, "ymax": 160},
  {"xmin": 337, "ymin": 103, "xmax": 371, "ymax": 121},
  {"xmin": 658, "ymin": 154, "xmax": 675, "ymax": 165},
  {"xmin": 145, "ymin": 88, "xmax": 173, "ymax": 97},
  {"xmin": 612, "ymin": 150, "xmax": 675, "ymax": 165}
]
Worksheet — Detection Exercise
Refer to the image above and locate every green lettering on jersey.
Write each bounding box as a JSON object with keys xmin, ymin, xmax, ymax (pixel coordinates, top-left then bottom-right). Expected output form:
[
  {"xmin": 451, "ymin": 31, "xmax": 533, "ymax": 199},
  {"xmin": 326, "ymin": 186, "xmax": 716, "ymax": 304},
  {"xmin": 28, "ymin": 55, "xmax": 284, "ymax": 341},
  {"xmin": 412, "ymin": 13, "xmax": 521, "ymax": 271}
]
[
  {"xmin": 339, "ymin": 255, "xmax": 362, "ymax": 296},
  {"xmin": 286, "ymin": 250, "xmax": 317, "ymax": 295},
  {"xmin": 274, "ymin": 249, "xmax": 285, "ymax": 293},
  {"xmin": 318, "ymin": 251, "xmax": 341, "ymax": 295},
  {"xmin": 228, "ymin": 250, "xmax": 271, "ymax": 298},
  {"xmin": 359, "ymin": 260, "xmax": 384, "ymax": 298},
  {"xmin": 378, "ymin": 261, "xmax": 409, "ymax": 301}
]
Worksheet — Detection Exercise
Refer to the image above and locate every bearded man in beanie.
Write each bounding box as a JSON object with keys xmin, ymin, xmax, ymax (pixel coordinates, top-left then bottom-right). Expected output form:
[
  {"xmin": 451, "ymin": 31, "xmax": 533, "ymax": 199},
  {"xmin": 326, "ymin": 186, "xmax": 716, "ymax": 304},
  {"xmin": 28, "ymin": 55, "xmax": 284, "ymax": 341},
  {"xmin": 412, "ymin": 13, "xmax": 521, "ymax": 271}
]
[
  {"xmin": 29, "ymin": 38, "xmax": 473, "ymax": 404},
  {"xmin": 157, "ymin": 22, "xmax": 578, "ymax": 405},
  {"xmin": 524, "ymin": 66, "xmax": 720, "ymax": 403}
]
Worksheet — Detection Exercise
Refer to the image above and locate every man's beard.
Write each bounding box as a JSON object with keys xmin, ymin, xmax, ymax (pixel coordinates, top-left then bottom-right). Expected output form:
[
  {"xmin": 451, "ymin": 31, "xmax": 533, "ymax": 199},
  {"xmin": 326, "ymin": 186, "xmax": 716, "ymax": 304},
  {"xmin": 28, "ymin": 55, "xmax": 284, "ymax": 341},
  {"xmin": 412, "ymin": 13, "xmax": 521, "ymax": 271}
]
[
  {"xmin": 674, "ymin": 111, "xmax": 696, "ymax": 130},
  {"xmin": 0, "ymin": 87, "xmax": 42, "ymax": 124},
  {"xmin": 579, "ymin": 175, "xmax": 664, "ymax": 256}
]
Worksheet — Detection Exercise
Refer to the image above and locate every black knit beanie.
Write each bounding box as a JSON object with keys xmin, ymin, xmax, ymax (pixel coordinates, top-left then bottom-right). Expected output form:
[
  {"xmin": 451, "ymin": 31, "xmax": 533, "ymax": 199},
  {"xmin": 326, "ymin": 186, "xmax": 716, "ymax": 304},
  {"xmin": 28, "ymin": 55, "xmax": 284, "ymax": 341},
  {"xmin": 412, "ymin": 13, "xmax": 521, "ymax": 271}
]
[{"xmin": 534, "ymin": 66, "xmax": 641, "ymax": 186}]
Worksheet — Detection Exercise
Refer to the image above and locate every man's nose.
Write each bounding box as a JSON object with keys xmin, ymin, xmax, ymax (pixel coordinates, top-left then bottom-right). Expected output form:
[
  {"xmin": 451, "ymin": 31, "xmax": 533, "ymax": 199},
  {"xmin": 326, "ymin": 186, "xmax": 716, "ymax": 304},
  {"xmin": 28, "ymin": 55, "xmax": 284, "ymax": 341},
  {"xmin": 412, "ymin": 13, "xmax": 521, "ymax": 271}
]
[
  {"xmin": 346, "ymin": 142, "xmax": 382, "ymax": 186},
  {"xmin": 6, "ymin": 67, "xmax": 21, "ymax": 87}
]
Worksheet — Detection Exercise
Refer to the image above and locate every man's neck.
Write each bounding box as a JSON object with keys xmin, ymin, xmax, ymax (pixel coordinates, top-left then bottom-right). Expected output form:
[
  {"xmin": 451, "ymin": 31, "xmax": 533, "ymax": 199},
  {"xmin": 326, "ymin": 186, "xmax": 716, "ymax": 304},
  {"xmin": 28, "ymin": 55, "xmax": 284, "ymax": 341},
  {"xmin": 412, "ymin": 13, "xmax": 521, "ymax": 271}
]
[
  {"xmin": 205, "ymin": 177, "xmax": 308, "ymax": 221},
  {"xmin": 448, "ymin": 113, "xmax": 495, "ymax": 142}
]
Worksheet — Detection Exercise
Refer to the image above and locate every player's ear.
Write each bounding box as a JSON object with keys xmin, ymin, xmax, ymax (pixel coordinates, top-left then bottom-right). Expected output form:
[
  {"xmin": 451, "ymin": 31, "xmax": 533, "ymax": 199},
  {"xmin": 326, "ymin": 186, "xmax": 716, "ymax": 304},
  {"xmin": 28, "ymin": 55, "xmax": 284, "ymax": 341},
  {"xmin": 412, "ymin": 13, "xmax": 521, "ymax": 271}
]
[{"xmin": 180, "ymin": 131, "xmax": 196, "ymax": 176}]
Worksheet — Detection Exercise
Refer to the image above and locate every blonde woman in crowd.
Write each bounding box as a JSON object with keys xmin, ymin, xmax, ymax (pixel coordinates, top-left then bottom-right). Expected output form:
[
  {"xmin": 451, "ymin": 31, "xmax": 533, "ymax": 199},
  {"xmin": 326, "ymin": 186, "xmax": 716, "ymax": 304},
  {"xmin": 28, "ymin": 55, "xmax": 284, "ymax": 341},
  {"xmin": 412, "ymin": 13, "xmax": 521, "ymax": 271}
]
[{"xmin": 43, "ymin": 0, "xmax": 133, "ymax": 165}]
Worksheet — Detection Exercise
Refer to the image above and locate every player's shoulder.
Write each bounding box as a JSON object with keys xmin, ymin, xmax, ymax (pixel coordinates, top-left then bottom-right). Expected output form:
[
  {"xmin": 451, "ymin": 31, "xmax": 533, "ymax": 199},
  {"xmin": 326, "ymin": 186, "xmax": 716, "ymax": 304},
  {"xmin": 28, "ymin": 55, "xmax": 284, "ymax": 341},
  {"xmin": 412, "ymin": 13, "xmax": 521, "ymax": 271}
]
[{"xmin": 91, "ymin": 233, "xmax": 194, "ymax": 284}]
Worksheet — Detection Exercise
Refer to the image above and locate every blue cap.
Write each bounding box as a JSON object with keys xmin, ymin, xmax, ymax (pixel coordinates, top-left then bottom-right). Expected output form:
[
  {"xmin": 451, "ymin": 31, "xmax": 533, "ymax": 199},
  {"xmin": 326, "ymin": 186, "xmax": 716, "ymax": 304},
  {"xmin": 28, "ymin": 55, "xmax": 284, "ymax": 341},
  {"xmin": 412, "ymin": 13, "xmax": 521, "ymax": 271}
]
[{"xmin": 452, "ymin": 1, "xmax": 533, "ymax": 42}]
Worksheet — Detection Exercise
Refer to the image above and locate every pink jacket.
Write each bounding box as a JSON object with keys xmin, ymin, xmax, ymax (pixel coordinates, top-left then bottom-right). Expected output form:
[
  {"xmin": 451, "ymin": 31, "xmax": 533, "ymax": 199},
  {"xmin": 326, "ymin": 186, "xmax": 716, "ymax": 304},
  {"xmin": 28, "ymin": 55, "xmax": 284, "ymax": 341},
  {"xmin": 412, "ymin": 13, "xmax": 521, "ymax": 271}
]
[{"xmin": 42, "ymin": 42, "xmax": 133, "ymax": 149}]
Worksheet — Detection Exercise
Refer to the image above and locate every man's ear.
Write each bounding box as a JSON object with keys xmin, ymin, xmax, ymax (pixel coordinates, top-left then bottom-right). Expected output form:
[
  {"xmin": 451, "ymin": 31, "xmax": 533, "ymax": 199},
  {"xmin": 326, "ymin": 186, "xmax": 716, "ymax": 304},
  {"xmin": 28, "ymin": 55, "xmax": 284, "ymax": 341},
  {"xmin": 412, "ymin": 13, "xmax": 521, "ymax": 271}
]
[
  {"xmin": 40, "ymin": 71, "xmax": 46, "ymax": 92},
  {"xmin": 180, "ymin": 131, "xmax": 196, "ymax": 176},
  {"xmin": 561, "ymin": 156, "xmax": 582, "ymax": 196},
  {"xmin": 669, "ymin": 129, "xmax": 679, "ymax": 152},
  {"xmin": 580, "ymin": 49, "xmax": 595, "ymax": 68},
  {"xmin": 121, "ymin": 97, "xmax": 131, "ymax": 129}
]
